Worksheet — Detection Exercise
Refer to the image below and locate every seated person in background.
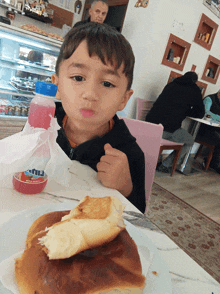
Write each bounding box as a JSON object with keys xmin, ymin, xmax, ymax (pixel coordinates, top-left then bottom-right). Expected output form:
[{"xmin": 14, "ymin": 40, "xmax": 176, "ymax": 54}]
[
  {"xmin": 74, "ymin": 0, "xmax": 108, "ymax": 27},
  {"xmin": 52, "ymin": 22, "xmax": 146, "ymax": 213},
  {"xmin": 203, "ymin": 90, "xmax": 220, "ymax": 122},
  {"xmin": 197, "ymin": 90, "xmax": 220, "ymax": 174},
  {"xmin": 145, "ymin": 71, "xmax": 205, "ymax": 173},
  {"xmin": 27, "ymin": 50, "xmax": 43, "ymax": 64}
]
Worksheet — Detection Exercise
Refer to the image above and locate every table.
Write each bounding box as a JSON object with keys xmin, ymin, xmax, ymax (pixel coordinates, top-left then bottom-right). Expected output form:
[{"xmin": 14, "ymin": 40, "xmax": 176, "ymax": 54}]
[
  {"xmin": 0, "ymin": 161, "xmax": 219, "ymax": 294},
  {"xmin": 178, "ymin": 117, "xmax": 220, "ymax": 175}
]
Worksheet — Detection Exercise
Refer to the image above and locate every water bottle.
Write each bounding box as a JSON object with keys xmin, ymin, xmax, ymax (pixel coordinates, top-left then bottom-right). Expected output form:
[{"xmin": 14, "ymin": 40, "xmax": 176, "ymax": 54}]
[
  {"xmin": 13, "ymin": 81, "xmax": 57, "ymax": 194},
  {"xmin": 28, "ymin": 81, "xmax": 57, "ymax": 129}
]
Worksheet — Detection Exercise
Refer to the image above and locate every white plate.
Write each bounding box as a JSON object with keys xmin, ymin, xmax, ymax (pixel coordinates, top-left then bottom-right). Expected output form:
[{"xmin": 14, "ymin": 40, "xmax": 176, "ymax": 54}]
[{"xmin": 0, "ymin": 202, "xmax": 172, "ymax": 294}]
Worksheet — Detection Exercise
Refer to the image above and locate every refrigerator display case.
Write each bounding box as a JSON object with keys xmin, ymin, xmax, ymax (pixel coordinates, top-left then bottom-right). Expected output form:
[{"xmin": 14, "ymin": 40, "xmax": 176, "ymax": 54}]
[{"xmin": 0, "ymin": 22, "xmax": 62, "ymax": 139}]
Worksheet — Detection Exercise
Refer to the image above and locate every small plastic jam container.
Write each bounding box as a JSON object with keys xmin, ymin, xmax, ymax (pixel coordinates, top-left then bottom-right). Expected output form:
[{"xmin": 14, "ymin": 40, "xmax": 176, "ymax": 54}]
[
  {"xmin": 204, "ymin": 114, "xmax": 211, "ymax": 121},
  {"xmin": 13, "ymin": 170, "xmax": 48, "ymax": 194}
]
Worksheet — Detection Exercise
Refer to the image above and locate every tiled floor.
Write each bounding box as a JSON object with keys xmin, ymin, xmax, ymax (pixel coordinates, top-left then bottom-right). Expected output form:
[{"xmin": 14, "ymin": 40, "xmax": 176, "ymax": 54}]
[{"xmin": 153, "ymin": 155, "xmax": 220, "ymax": 224}]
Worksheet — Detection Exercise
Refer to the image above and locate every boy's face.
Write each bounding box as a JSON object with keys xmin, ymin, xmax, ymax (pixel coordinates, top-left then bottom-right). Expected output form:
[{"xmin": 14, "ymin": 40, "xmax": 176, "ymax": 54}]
[
  {"xmin": 53, "ymin": 40, "xmax": 133, "ymax": 133},
  {"xmin": 89, "ymin": 1, "xmax": 108, "ymax": 23}
]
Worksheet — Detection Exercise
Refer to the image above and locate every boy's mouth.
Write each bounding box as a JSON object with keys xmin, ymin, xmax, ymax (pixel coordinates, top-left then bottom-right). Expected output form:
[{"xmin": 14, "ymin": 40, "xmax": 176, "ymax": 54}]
[{"xmin": 80, "ymin": 109, "xmax": 95, "ymax": 118}]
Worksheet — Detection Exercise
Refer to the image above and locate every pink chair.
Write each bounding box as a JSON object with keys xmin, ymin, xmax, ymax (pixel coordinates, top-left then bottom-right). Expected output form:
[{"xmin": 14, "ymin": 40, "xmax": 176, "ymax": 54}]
[
  {"xmin": 136, "ymin": 98, "xmax": 183, "ymax": 176},
  {"xmin": 121, "ymin": 117, "xmax": 163, "ymax": 214},
  {"xmin": 136, "ymin": 98, "xmax": 154, "ymax": 121}
]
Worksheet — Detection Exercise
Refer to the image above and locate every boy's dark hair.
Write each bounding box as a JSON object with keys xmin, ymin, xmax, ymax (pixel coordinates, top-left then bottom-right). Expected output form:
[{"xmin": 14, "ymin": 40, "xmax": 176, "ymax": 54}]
[{"xmin": 55, "ymin": 22, "xmax": 135, "ymax": 90}]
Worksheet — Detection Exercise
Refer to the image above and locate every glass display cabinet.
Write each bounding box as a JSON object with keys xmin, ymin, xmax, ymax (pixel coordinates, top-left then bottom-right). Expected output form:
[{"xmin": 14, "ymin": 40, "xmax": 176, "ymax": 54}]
[
  {"xmin": 0, "ymin": 0, "xmax": 54, "ymax": 23},
  {"xmin": 0, "ymin": 0, "xmax": 24, "ymax": 14},
  {"xmin": 0, "ymin": 22, "xmax": 62, "ymax": 139}
]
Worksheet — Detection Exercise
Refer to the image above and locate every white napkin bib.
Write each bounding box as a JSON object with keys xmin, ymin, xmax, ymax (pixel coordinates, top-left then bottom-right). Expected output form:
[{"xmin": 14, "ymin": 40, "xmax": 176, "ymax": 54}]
[{"xmin": 0, "ymin": 117, "xmax": 72, "ymax": 187}]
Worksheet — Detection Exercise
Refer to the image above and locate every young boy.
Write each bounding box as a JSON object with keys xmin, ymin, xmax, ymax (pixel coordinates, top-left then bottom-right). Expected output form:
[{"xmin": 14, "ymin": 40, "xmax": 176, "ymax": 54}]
[{"xmin": 52, "ymin": 22, "xmax": 146, "ymax": 213}]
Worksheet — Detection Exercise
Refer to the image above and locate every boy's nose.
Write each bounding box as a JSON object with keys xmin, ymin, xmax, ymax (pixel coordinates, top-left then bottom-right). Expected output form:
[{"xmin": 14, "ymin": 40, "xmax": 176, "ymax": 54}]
[{"xmin": 82, "ymin": 86, "xmax": 99, "ymax": 101}]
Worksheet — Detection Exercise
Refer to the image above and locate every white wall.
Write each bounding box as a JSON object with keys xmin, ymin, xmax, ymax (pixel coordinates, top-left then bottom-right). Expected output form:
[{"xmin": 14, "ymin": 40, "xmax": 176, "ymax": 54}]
[
  {"xmin": 72, "ymin": 0, "xmax": 86, "ymax": 26},
  {"xmin": 122, "ymin": 0, "xmax": 220, "ymax": 118}
]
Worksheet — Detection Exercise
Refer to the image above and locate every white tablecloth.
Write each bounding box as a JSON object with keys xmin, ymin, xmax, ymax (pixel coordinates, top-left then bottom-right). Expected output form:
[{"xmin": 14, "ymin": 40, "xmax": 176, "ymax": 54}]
[{"xmin": 0, "ymin": 161, "xmax": 219, "ymax": 294}]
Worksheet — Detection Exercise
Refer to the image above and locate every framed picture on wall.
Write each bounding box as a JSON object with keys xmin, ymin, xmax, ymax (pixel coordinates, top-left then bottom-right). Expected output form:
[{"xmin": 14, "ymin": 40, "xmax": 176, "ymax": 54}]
[{"xmin": 203, "ymin": 0, "xmax": 220, "ymax": 18}]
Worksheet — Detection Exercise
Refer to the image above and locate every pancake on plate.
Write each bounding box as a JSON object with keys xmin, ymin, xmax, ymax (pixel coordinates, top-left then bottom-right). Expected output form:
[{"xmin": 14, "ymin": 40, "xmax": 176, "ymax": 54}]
[{"xmin": 15, "ymin": 196, "xmax": 146, "ymax": 294}]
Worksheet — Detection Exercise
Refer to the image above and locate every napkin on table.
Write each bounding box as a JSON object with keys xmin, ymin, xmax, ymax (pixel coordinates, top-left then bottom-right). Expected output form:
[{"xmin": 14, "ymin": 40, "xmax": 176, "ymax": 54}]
[{"xmin": 0, "ymin": 117, "xmax": 72, "ymax": 187}]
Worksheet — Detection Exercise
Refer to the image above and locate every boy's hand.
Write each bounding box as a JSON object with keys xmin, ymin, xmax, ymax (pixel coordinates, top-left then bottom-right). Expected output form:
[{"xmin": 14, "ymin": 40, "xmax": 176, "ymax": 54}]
[{"xmin": 97, "ymin": 143, "xmax": 133, "ymax": 197}]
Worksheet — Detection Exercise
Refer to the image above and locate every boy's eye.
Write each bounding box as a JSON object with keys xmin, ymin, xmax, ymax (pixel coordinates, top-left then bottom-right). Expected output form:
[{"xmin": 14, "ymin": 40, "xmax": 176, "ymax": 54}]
[
  {"xmin": 72, "ymin": 76, "xmax": 85, "ymax": 82},
  {"xmin": 102, "ymin": 81, "xmax": 115, "ymax": 88}
]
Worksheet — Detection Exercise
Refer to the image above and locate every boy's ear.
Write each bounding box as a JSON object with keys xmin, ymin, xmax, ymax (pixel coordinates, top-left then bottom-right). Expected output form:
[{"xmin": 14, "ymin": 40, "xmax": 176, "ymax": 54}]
[
  {"xmin": 51, "ymin": 74, "xmax": 61, "ymax": 100},
  {"xmin": 118, "ymin": 89, "xmax": 133, "ymax": 111}
]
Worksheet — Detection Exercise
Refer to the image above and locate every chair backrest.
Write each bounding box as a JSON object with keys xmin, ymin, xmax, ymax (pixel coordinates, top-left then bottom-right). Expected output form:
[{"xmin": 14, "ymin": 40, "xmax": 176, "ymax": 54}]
[
  {"xmin": 136, "ymin": 98, "xmax": 154, "ymax": 121},
  {"xmin": 121, "ymin": 117, "xmax": 163, "ymax": 214}
]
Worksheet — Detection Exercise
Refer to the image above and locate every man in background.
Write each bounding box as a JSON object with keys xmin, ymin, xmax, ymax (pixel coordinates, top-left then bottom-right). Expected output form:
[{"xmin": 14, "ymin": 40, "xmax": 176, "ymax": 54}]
[
  {"xmin": 74, "ymin": 0, "xmax": 108, "ymax": 27},
  {"xmin": 145, "ymin": 71, "xmax": 205, "ymax": 173}
]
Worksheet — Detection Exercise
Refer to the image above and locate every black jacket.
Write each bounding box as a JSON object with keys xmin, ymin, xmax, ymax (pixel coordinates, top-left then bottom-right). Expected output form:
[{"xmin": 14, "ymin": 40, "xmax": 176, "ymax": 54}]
[
  {"xmin": 145, "ymin": 76, "xmax": 205, "ymax": 133},
  {"xmin": 73, "ymin": 17, "xmax": 114, "ymax": 29},
  {"xmin": 55, "ymin": 102, "xmax": 146, "ymax": 213},
  {"xmin": 73, "ymin": 17, "xmax": 90, "ymax": 28}
]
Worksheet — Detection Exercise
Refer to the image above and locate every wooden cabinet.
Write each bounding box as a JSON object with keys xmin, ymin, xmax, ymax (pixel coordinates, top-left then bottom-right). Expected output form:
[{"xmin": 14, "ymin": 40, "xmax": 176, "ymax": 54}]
[
  {"xmin": 161, "ymin": 34, "xmax": 191, "ymax": 71},
  {"xmin": 194, "ymin": 13, "xmax": 218, "ymax": 51},
  {"xmin": 201, "ymin": 55, "xmax": 220, "ymax": 84},
  {"xmin": 167, "ymin": 70, "xmax": 182, "ymax": 84},
  {"xmin": 47, "ymin": 4, "xmax": 74, "ymax": 28},
  {"xmin": 196, "ymin": 81, "xmax": 208, "ymax": 97}
]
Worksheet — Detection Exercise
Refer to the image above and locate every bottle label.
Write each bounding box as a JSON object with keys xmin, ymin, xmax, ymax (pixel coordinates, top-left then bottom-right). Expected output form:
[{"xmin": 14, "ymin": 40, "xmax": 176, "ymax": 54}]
[{"xmin": 17, "ymin": 169, "xmax": 47, "ymax": 183}]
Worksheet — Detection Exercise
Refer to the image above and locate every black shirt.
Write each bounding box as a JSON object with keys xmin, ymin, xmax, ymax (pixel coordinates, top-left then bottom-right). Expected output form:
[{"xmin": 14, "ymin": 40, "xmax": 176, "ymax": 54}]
[
  {"xmin": 145, "ymin": 77, "xmax": 205, "ymax": 133},
  {"xmin": 55, "ymin": 102, "xmax": 146, "ymax": 213}
]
